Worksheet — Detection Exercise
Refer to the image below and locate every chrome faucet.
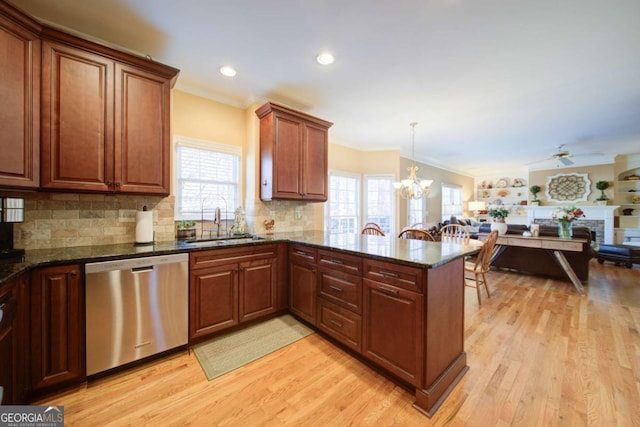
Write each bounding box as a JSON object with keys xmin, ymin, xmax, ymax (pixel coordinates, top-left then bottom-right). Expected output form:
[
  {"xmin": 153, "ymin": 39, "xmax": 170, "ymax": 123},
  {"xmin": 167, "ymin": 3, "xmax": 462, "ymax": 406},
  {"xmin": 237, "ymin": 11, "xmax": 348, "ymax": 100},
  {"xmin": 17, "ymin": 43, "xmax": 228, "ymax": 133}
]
[
  {"xmin": 213, "ymin": 207, "xmax": 222, "ymax": 238},
  {"xmin": 200, "ymin": 195, "xmax": 228, "ymax": 239}
]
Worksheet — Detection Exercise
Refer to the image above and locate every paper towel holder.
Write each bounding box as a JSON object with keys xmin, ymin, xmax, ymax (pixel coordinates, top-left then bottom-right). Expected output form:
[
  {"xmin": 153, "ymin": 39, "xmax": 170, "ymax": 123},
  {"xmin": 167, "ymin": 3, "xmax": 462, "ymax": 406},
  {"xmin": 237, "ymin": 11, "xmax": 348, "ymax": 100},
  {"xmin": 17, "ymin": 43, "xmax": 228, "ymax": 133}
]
[{"xmin": 134, "ymin": 205, "xmax": 155, "ymax": 246}]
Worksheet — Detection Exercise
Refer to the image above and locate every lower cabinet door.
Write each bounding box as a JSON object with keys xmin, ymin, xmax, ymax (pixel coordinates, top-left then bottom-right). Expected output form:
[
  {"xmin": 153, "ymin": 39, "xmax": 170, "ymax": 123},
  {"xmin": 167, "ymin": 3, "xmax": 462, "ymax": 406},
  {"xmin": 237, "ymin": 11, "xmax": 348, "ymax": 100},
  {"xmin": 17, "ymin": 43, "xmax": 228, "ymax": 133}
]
[
  {"xmin": 189, "ymin": 264, "xmax": 238, "ymax": 341},
  {"xmin": 30, "ymin": 265, "xmax": 85, "ymax": 393},
  {"xmin": 362, "ymin": 278, "xmax": 423, "ymax": 387},
  {"xmin": 289, "ymin": 261, "xmax": 317, "ymax": 325},
  {"xmin": 317, "ymin": 299, "xmax": 361, "ymax": 352},
  {"xmin": 239, "ymin": 257, "xmax": 277, "ymax": 322}
]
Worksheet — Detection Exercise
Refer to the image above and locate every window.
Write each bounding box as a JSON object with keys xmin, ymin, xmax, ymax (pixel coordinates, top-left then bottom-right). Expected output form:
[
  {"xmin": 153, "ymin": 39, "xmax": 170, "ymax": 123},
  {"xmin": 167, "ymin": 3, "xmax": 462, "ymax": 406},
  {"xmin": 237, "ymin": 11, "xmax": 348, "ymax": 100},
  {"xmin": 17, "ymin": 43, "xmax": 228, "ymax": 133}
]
[
  {"xmin": 326, "ymin": 171, "xmax": 360, "ymax": 234},
  {"xmin": 441, "ymin": 183, "xmax": 463, "ymax": 221},
  {"xmin": 364, "ymin": 175, "xmax": 394, "ymax": 235},
  {"xmin": 408, "ymin": 197, "xmax": 426, "ymax": 226},
  {"xmin": 174, "ymin": 136, "xmax": 241, "ymax": 221}
]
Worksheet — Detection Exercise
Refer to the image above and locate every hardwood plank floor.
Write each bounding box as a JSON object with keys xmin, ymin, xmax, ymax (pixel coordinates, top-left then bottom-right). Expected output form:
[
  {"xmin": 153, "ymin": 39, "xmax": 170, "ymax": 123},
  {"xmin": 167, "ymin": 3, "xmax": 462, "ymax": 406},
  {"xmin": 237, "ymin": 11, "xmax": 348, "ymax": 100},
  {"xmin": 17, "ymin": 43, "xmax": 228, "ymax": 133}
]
[{"xmin": 36, "ymin": 260, "xmax": 640, "ymax": 426}]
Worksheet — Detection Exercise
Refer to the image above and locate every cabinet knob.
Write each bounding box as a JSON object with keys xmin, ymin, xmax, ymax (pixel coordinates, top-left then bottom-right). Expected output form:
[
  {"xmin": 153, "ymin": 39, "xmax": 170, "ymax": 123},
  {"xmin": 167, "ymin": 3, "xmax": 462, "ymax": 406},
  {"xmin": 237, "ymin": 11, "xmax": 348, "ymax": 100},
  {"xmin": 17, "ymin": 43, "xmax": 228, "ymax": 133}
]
[
  {"xmin": 106, "ymin": 180, "xmax": 113, "ymax": 186},
  {"xmin": 115, "ymin": 182, "xmax": 121, "ymax": 187},
  {"xmin": 70, "ymin": 271, "xmax": 78, "ymax": 277}
]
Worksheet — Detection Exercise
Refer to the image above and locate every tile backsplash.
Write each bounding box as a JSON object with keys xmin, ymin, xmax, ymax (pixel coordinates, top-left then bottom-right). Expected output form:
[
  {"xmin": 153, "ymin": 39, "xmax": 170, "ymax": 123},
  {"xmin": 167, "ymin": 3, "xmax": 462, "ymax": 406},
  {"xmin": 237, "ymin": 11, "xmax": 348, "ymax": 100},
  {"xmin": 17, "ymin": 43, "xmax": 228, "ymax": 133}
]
[
  {"xmin": 11, "ymin": 192, "xmax": 175, "ymax": 250},
  {"xmin": 8, "ymin": 191, "xmax": 321, "ymax": 250}
]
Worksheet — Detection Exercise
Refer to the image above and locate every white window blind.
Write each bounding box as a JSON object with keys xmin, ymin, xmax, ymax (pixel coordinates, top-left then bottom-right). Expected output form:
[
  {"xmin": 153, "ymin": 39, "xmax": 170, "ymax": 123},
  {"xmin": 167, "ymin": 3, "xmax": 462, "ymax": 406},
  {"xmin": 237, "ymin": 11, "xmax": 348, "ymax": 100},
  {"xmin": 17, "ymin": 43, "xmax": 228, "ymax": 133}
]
[
  {"xmin": 174, "ymin": 137, "xmax": 241, "ymax": 221},
  {"xmin": 326, "ymin": 172, "xmax": 360, "ymax": 234},
  {"xmin": 441, "ymin": 183, "xmax": 463, "ymax": 221},
  {"xmin": 364, "ymin": 175, "xmax": 394, "ymax": 235},
  {"xmin": 408, "ymin": 197, "xmax": 426, "ymax": 226}
]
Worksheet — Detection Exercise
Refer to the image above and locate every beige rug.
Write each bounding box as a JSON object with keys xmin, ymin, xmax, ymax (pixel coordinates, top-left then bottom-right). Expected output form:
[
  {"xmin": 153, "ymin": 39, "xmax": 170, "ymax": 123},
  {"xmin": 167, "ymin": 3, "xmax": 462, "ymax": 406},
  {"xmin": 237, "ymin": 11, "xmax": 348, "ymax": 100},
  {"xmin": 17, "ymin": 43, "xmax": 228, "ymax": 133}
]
[{"xmin": 193, "ymin": 314, "xmax": 314, "ymax": 381}]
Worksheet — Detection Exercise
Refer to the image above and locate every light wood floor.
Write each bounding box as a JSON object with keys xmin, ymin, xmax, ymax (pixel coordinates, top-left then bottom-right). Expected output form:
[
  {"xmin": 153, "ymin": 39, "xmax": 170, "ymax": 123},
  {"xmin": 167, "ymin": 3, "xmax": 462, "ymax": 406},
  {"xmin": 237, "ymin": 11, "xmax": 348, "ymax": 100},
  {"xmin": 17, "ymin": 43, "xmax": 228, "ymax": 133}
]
[{"xmin": 37, "ymin": 260, "xmax": 640, "ymax": 426}]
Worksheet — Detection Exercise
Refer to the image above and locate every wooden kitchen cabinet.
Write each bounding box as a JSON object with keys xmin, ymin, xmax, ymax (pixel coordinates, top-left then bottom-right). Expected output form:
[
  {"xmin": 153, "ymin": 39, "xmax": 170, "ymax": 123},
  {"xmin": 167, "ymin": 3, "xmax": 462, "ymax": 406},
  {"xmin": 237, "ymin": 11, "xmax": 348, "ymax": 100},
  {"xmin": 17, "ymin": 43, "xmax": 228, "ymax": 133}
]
[
  {"xmin": 0, "ymin": 3, "xmax": 40, "ymax": 189},
  {"xmin": 0, "ymin": 273, "xmax": 28, "ymax": 404},
  {"xmin": 362, "ymin": 277, "xmax": 424, "ymax": 387},
  {"xmin": 190, "ymin": 263, "xmax": 239, "ymax": 341},
  {"xmin": 189, "ymin": 244, "xmax": 280, "ymax": 343},
  {"xmin": 40, "ymin": 28, "xmax": 177, "ymax": 195},
  {"xmin": 239, "ymin": 257, "xmax": 277, "ymax": 323},
  {"xmin": 289, "ymin": 244, "xmax": 318, "ymax": 325},
  {"xmin": 362, "ymin": 258, "xmax": 424, "ymax": 388},
  {"xmin": 256, "ymin": 102, "xmax": 332, "ymax": 202},
  {"xmin": 30, "ymin": 264, "xmax": 85, "ymax": 395}
]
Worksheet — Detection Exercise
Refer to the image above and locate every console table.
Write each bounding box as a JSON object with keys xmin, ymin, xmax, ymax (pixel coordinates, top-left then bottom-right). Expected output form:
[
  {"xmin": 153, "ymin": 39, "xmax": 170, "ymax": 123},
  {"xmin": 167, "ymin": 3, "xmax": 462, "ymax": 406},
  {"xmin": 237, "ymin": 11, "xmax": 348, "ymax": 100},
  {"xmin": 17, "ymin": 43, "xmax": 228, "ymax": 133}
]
[{"xmin": 480, "ymin": 234, "xmax": 588, "ymax": 295}]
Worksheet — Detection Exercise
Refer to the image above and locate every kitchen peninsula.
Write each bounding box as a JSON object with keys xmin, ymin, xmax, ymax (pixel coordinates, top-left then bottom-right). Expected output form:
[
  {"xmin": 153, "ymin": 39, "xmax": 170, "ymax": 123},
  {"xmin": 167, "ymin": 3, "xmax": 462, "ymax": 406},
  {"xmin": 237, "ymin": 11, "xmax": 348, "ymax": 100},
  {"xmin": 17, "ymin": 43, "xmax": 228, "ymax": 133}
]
[{"xmin": 0, "ymin": 231, "xmax": 479, "ymax": 418}]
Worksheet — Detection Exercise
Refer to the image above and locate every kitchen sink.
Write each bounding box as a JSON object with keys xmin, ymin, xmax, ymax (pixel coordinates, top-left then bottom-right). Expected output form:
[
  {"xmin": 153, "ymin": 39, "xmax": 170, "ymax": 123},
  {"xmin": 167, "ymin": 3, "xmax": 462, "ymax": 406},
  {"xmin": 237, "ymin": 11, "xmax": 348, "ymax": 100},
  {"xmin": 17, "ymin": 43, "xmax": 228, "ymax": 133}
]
[{"xmin": 179, "ymin": 235, "xmax": 265, "ymax": 248}]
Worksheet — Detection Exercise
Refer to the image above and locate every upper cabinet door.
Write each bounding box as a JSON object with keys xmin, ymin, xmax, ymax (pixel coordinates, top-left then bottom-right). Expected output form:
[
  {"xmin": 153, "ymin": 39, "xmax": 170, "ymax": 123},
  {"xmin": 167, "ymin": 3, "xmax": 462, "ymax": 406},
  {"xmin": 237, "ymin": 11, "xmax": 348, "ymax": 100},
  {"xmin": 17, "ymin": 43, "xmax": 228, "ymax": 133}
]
[
  {"xmin": 114, "ymin": 63, "xmax": 171, "ymax": 195},
  {"xmin": 272, "ymin": 114, "xmax": 304, "ymax": 199},
  {"xmin": 302, "ymin": 122, "xmax": 329, "ymax": 201},
  {"xmin": 40, "ymin": 40, "xmax": 114, "ymax": 192},
  {"xmin": 0, "ymin": 11, "xmax": 40, "ymax": 189},
  {"xmin": 256, "ymin": 102, "xmax": 332, "ymax": 202}
]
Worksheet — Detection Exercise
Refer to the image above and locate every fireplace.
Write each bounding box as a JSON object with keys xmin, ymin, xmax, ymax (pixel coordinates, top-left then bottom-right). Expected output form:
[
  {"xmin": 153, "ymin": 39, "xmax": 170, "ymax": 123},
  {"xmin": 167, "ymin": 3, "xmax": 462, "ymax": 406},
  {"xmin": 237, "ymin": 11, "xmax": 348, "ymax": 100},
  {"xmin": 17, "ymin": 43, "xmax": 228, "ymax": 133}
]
[{"xmin": 526, "ymin": 205, "xmax": 618, "ymax": 244}]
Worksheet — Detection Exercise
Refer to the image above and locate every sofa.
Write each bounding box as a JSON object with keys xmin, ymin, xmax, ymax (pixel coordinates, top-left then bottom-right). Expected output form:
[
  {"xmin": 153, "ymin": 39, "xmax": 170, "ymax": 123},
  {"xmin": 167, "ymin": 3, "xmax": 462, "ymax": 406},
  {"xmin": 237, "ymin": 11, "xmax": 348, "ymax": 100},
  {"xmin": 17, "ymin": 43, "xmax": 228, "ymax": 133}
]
[{"xmin": 478, "ymin": 223, "xmax": 595, "ymax": 282}]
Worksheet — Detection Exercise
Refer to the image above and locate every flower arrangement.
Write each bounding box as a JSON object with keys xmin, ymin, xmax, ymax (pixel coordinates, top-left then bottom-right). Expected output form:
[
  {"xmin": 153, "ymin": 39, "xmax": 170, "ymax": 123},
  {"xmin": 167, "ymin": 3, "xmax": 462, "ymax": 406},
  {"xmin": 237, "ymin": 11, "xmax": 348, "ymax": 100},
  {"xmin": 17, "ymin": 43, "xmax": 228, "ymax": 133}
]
[
  {"xmin": 488, "ymin": 206, "xmax": 510, "ymax": 220},
  {"xmin": 551, "ymin": 206, "xmax": 585, "ymax": 223}
]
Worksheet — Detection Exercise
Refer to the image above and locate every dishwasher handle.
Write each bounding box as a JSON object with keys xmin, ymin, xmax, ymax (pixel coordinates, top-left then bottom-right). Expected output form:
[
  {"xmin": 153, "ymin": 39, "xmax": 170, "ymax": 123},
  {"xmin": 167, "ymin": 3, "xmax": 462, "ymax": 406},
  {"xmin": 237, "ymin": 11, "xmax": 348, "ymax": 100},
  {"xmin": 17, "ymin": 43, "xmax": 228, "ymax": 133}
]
[{"xmin": 131, "ymin": 266, "xmax": 154, "ymax": 274}]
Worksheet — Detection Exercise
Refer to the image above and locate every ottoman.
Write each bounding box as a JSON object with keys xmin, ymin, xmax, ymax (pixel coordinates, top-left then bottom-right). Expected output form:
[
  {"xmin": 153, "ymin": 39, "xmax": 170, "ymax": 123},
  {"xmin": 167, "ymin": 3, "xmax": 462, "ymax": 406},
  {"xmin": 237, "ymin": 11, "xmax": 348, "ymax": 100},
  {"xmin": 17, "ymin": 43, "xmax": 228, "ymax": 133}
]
[{"xmin": 596, "ymin": 244, "xmax": 640, "ymax": 268}]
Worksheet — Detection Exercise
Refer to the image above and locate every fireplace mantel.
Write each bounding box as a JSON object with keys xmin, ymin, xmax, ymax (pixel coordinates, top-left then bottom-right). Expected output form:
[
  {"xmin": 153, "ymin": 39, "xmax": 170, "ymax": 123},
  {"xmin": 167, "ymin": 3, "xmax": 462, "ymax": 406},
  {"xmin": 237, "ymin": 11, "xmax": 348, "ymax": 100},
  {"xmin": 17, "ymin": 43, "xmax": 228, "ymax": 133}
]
[{"xmin": 526, "ymin": 205, "xmax": 619, "ymax": 244}]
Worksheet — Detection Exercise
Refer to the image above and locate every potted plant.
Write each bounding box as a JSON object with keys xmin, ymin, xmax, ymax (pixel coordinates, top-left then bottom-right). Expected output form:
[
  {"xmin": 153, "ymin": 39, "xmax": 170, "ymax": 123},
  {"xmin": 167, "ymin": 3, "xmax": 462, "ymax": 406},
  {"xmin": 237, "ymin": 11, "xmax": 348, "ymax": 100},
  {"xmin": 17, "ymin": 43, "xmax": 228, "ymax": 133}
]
[
  {"xmin": 488, "ymin": 206, "xmax": 510, "ymax": 235},
  {"xmin": 595, "ymin": 180, "xmax": 610, "ymax": 205},
  {"xmin": 176, "ymin": 220, "xmax": 196, "ymax": 239},
  {"xmin": 529, "ymin": 185, "xmax": 541, "ymax": 206}
]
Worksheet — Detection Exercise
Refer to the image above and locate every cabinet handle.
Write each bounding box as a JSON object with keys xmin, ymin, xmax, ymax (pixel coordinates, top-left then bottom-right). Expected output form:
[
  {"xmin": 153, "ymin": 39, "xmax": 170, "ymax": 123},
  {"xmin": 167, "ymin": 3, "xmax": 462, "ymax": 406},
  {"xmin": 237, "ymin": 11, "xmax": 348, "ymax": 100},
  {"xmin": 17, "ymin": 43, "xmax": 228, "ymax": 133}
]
[
  {"xmin": 379, "ymin": 270, "xmax": 399, "ymax": 278},
  {"xmin": 70, "ymin": 271, "xmax": 78, "ymax": 277},
  {"xmin": 329, "ymin": 285, "xmax": 343, "ymax": 293},
  {"xmin": 296, "ymin": 250, "xmax": 311, "ymax": 257},
  {"xmin": 330, "ymin": 319, "xmax": 343, "ymax": 328},
  {"xmin": 106, "ymin": 180, "xmax": 113, "ymax": 186},
  {"xmin": 326, "ymin": 258, "xmax": 343, "ymax": 265},
  {"xmin": 378, "ymin": 285, "xmax": 399, "ymax": 295}
]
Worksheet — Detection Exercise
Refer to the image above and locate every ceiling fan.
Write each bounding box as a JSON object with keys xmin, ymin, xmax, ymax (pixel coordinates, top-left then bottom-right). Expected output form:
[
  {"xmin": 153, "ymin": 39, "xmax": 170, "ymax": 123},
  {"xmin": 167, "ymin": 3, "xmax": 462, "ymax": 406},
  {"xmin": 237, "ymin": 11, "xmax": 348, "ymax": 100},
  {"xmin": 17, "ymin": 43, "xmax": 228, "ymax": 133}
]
[
  {"xmin": 551, "ymin": 144, "xmax": 574, "ymax": 166},
  {"xmin": 528, "ymin": 144, "xmax": 604, "ymax": 168}
]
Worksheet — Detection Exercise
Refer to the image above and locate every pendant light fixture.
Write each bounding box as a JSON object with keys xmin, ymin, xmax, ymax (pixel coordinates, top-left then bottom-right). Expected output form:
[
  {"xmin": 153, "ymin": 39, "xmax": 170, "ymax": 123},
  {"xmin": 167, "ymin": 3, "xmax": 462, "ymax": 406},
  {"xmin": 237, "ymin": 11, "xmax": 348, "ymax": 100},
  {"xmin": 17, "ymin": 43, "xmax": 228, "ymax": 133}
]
[{"xmin": 393, "ymin": 122, "xmax": 433, "ymax": 199}]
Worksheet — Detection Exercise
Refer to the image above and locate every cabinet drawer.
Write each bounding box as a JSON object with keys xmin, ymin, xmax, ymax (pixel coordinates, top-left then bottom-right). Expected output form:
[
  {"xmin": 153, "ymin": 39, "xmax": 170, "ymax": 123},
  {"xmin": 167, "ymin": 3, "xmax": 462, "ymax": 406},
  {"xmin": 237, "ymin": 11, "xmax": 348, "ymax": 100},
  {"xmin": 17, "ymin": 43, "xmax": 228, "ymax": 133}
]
[
  {"xmin": 290, "ymin": 244, "xmax": 317, "ymax": 264},
  {"xmin": 191, "ymin": 244, "xmax": 277, "ymax": 270},
  {"xmin": 318, "ymin": 249, "xmax": 362, "ymax": 275},
  {"xmin": 317, "ymin": 299, "xmax": 361, "ymax": 353},
  {"xmin": 363, "ymin": 259, "xmax": 423, "ymax": 293},
  {"xmin": 318, "ymin": 267, "xmax": 362, "ymax": 314}
]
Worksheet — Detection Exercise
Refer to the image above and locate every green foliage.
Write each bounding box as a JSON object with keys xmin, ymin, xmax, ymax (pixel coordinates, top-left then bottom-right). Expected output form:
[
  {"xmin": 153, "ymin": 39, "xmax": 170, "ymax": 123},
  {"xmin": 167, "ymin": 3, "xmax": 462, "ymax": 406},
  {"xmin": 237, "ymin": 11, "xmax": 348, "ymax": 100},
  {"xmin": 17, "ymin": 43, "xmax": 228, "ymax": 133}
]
[
  {"xmin": 529, "ymin": 185, "xmax": 541, "ymax": 201},
  {"xmin": 177, "ymin": 220, "xmax": 196, "ymax": 230},
  {"xmin": 488, "ymin": 206, "xmax": 510, "ymax": 219}
]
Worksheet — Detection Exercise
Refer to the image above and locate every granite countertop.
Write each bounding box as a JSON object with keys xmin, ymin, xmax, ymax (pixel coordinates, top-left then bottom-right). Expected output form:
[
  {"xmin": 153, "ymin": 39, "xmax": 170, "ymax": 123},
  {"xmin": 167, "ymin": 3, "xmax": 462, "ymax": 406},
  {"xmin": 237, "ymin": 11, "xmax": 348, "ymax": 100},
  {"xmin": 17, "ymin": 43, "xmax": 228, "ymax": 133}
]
[{"xmin": 0, "ymin": 231, "xmax": 481, "ymax": 285}]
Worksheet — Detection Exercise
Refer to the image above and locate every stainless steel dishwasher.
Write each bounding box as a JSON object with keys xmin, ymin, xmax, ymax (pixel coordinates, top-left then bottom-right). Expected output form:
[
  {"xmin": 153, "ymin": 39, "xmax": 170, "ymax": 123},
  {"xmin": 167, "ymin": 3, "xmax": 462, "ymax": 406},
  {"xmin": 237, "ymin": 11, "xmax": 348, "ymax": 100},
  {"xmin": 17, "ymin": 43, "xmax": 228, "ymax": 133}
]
[{"xmin": 85, "ymin": 253, "xmax": 188, "ymax": 376}]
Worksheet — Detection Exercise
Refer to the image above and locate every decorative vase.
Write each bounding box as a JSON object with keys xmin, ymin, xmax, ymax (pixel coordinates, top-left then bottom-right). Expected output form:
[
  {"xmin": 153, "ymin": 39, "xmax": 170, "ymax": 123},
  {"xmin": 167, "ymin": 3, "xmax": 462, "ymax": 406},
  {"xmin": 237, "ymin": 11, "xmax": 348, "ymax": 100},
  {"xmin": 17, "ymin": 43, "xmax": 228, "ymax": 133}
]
[
  {"xmin": 491, "ymin": 220, "xmax": 508, "ymax": 236},
  {"xmin": 557, "ymin": 220, "xmax": 572, "ymax": 239}
]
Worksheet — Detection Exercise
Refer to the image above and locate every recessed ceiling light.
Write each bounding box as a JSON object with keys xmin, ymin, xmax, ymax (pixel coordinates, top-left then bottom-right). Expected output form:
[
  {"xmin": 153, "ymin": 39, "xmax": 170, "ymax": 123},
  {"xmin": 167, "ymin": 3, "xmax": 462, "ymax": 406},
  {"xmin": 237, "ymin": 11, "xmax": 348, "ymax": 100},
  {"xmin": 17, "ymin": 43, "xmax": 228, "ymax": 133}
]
[
  {"xmin": 219, "ymin": 66, "xmax": 237, "ymax": 77},
  {"xmin": 316, "ymin": 52, "xmax": 335, "ymax": 65}
]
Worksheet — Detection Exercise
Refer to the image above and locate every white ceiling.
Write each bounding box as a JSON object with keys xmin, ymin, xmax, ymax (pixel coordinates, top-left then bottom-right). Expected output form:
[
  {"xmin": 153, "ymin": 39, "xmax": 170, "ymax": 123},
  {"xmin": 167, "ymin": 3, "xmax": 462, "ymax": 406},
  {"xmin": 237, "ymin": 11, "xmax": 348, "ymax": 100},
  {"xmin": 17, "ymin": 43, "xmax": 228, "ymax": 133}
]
[{"xmin": 9, "ymin": 0, "xmax": 640, "ymax": 176}]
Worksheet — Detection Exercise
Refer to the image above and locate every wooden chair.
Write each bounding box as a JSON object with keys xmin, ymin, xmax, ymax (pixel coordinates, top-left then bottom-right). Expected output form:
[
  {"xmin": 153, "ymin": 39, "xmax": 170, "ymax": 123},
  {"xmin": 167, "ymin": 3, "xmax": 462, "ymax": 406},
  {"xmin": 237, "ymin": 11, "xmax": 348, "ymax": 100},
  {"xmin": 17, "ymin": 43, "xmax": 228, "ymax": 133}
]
[
  {"xmin": 398, "ymin": 228, "xmax": 436, "ymax": 241},
  {"xmin": 362, "ymin": 226, "xmax": 385, "ymax": 236},
  {"xmin": 363, "ymin": 222, "xmax": 383, "ymax": 232},
  {"xmin": 465, "ymin": 230, "xmax": 499, "ymax": 305},
  {"xmin": 440, "ymin": 224, "xmax": 470, "ymax": 244}
]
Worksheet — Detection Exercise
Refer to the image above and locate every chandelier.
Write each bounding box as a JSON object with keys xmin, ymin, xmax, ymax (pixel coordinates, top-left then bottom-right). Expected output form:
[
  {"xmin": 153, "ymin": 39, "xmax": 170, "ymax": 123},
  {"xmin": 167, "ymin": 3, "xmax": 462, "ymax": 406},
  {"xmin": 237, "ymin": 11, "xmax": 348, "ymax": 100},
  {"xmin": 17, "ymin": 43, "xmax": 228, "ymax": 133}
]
[{"xmin": 393, "ymin": 122, "xmax": 433, "ymax": 199}]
